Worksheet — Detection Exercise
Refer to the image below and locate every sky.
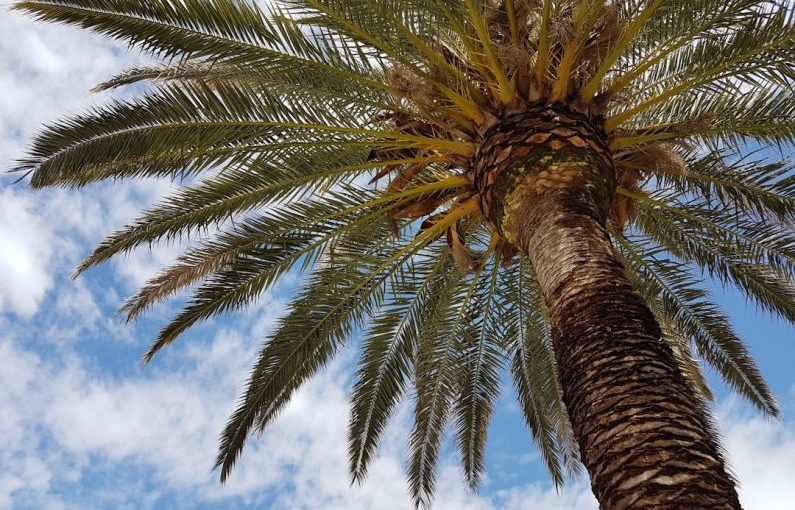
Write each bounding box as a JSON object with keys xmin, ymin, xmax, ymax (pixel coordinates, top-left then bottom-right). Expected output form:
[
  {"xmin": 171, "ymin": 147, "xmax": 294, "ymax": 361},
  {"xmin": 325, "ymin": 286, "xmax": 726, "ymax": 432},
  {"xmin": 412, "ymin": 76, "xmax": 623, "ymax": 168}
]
[{"xmin": 0, "ymin": 7, "xmax": 794, "ymax": 510}]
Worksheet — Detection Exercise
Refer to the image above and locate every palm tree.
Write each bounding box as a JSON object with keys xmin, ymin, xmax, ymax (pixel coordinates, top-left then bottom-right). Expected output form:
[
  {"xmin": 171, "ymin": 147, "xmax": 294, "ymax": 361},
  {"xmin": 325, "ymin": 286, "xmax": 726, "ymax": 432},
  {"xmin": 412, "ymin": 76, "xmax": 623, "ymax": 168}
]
[{"xmin": 13, "ymin": 0, "xmax": 795, "ymax": 507}]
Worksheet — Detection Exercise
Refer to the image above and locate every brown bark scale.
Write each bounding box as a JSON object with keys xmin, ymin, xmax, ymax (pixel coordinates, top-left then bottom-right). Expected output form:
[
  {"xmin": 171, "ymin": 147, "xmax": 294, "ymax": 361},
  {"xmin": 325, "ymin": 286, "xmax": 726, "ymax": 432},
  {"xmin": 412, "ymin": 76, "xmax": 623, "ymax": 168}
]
[{"xmin": 472, "ymin": 105, "xmax": 742, "ymax": 509}]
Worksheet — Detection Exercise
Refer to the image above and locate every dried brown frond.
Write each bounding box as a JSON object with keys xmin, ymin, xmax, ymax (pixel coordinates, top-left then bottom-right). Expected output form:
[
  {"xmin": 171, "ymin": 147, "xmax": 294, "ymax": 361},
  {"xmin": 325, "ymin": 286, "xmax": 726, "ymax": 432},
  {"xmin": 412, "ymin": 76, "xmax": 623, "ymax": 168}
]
[
  {"xmin": 386, "ymin": 66, "xmax": 436, "ymax": 105},
  {"xmin": 387, "ymin": 163, "xmax": 428, "ymax": 192},
  {"xmin": 619, "ymin": 142, "xmax": 688, "ymax": 175},
  {"xmin": 578, "ymin": 4, "xmax": 623, "ymax": 82},
  {"xmin": 440, "ymin": 45, "xmax": 486, "ymax": 84},
  {"xmin": 610, "ymin": 140, "xmax": 690, "ymax": 232},
  {"xmin": 367, "ymin": 147, "xmax": 420, "ymax": 163},
  {"xmin": 496, "ymin": 44, "xmax": 533, "ymax": 76},
  {"xmin": 485, "ymin": 4, "xmax": 512, "ymax": 46},
  {"xmin": 499, "ymin": 239, "xmax": 518, "ymax": 266},
  {"xmin": 552, "ymin": 4, "xmax": 577, "ymax": 50},
  {"xmin": 514, "ymin": 0, "xmax": 543, "ymax": 19},
  {"xmin": 609, "ymin": 166, "xmax": 642, "ymax": 232},
  {"xmin": 447, "ymin": 222, "xmax": 477, "ymax": 271},
  {"xmin": 392, "ymin": 196, "xmax": 445, "ymax": 220}
]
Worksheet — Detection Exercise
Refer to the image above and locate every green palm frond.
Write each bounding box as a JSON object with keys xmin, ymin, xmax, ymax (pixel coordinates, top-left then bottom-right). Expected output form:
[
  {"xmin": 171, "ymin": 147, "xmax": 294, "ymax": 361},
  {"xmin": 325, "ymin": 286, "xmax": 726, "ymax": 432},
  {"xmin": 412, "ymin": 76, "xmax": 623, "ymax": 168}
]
[
  {"xmin": 452, "ymin": 253, "xmax": 504, "ymax": 490},
  {"xmin": 217, "ymin": 212, "xmax": 450, "ymax": 480},
  {"xmin": 649, "ymin": 151, "xmax": 795, "ymax": 219},
  {"xmin": 18, "ymin": 81, "xmax": 440, "ymax": 187},
  {"xmin": 78, "ymin": 171, "xmax": 464, "ymax": 275},
  {"xmin": 15, "ymin": 0, "xmax": 794, "ymax": 507},
  {"xmin": 503, "ymin": 259, "xmax": 581, "ymax": 486},
  {"xmin": 90, "ymin": 59, "xmax": 391, "ymax": 108},
  {"xmin": 633, "ymin": 193, "xmax": 795, "ymax": 322},
  {"xmin": 606, "ymin": 3, "xmax": 795, "ymax": 129},
  {"xmin": 14, "ymin": 0, "xmax": 279, "ymax": 60},
  {"xmin": 117, "ymin": 178, "xmax": 444, "ymax": 321},
  {"xmin": 615, "ymin": 233, "xmax": 779, "ymax": 416},
  {"xmin": 409, "ymin": 260, "xmax": 477, "ymax": 507},
  {"xmin": 656, "ymin": 307, "xmax": 716, "ymax": 402},
  {"xmin": 348, "ymin": 249, "xmax": 455, "ymax": 483},
  {"xmin": 139, "ymin": 181, "xmax": 467, "ymax": 359},
  {"xmin": 215, "ymin": 228, "xmax": 390, "ymax": 481}
]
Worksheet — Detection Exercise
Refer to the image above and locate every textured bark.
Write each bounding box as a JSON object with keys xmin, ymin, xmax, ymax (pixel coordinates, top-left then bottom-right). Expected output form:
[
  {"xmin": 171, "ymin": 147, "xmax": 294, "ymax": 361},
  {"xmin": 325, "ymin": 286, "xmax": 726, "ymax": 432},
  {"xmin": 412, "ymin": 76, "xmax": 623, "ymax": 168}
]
[{"xmin": 474, "ymin": 107, "xmax": 742, "ymax": 509}]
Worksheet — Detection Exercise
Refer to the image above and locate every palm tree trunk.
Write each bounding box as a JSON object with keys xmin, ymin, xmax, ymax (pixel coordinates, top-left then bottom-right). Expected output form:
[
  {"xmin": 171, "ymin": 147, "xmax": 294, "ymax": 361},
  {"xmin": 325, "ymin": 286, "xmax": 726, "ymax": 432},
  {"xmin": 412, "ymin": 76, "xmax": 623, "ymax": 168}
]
[{"xmin": 474, "ymin": 107, "xmax": 742, "ymax": 509}]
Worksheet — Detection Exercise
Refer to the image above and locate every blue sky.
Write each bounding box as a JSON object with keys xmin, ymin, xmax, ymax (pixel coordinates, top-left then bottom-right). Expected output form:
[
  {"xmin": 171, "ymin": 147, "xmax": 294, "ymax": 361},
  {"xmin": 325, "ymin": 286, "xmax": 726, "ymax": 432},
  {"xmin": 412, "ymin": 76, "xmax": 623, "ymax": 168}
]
[{"xmin": 1, "ymin": 8, "xmax": 794, "ymax": 510}]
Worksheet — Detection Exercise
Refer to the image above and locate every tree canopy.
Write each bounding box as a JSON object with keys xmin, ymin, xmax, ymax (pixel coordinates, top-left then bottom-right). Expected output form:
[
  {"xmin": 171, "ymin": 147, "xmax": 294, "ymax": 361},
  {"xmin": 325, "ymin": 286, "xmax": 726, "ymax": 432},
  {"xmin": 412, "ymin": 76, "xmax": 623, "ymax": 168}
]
[{"xmin": 13, "ymin": 0, "xmax": 794, "ymax": 506}]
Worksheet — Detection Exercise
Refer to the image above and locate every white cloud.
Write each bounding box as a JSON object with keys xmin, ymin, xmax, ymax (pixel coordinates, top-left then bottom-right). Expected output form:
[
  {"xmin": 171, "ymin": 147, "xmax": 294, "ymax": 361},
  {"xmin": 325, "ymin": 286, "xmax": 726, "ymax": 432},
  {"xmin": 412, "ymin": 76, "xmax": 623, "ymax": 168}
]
[
  {"xmin": 2, "ymin": 304, "xmax": 794, "ymax": 510},
  {"xmin": 0, "ymin": 189, "xmax": 54, "ymax": 317},
  {"xmin": 0, "ymin": 13, "xmax": 129, "ymax": 168},
  {"xmin": 0, "ymin": 177, "xmax": 179, "ymax": 321},
  {"xmin": 0, "ymin": 20, "xmax": 181, "ymax": 300},
  {"xmin": 0, "ymin": 339, "xmax": 57, "ymax": 509},
  {"xmin": 497, "ymin": 484, "xmax": 596, "ymax": 510},
  {"xmin": 720, "ymin": 402, "xmax": 795, "ymax": 510},
  {"xmin": 0, "ymin": 11, "xmax": 168, "ymax": 319},
  {"xmin": 0, "ymin": 329, "xmax": 500, "ymax": 509}
]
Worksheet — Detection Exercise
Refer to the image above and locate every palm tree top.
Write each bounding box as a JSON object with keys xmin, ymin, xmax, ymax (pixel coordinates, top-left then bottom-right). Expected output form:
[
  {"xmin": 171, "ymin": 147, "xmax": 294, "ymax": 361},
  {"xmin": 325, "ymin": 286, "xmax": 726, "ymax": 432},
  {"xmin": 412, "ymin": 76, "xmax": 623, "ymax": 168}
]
[{"xmin": 12, "ymin": 0, "xmax": 794, "ymax": 506}]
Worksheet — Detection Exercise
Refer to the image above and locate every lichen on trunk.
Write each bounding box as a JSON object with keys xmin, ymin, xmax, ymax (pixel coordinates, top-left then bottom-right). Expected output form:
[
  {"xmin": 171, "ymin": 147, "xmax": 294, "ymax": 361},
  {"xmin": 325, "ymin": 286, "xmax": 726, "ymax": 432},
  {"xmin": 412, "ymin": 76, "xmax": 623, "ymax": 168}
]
[{"xmin": 474, "ymin": 106, "xmax": 743, "ymax": 509}]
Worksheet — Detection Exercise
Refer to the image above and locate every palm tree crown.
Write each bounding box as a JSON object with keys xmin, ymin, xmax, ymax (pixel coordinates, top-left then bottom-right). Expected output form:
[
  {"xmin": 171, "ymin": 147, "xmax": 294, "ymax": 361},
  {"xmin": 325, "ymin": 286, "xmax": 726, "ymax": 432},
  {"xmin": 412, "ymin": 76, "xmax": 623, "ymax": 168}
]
[{"xmin": 13, "ymin": 0, "xmax": 794, "ymax": 506}]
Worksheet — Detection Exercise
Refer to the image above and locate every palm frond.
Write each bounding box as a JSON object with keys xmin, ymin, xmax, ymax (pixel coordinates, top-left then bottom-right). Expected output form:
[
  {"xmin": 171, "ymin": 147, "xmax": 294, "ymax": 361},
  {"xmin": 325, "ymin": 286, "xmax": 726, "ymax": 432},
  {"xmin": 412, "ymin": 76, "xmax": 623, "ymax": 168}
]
[
  {"xmin": 14, "ymin": 0, "xmax": 279, "ymax": 61},
  {"xmin": 624, "ymin": 188, "xmax": 795, "ymax": 325},
  {"xmin": 633, "ymin": 193, "xmax": 795, "ymax": 323},
  {"xmin": 19, "ymin": 80, "xmax": 471, "ymax": 188},
  {"xmin": 615, "ymin": 233, "xmax": 779, "ymax": 417},
  {"xmin": 408, "ymin": 265, "xmax": 476, "ymax": 508},
  {"xmin": 348, "ymin": 249, "xmax": 455, "ymax": 483},
  {"xmin": 504, "ymin": 259, "xmax": 581, "ymax": 486},
  {"xmin": 662, "ymin": 153, "xmax": 795, "ymax": 220},
  {"xmin": 608, "ymin": 4, "xmax": 795, "ymax": 130},
  {"xmin": 452, "ymin": 253, "xmax": 505, "ymax": 490},
  {"xmin": 216, "ymin": 206, "xmax": 468, "ymax": 481},
  {"xmin": 215, "ymin": 223, "xmax": 392, "ymax": 482},
  {"xmin": 78, "ymin": 175, "xmax": 465, "ymax": 276}
]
